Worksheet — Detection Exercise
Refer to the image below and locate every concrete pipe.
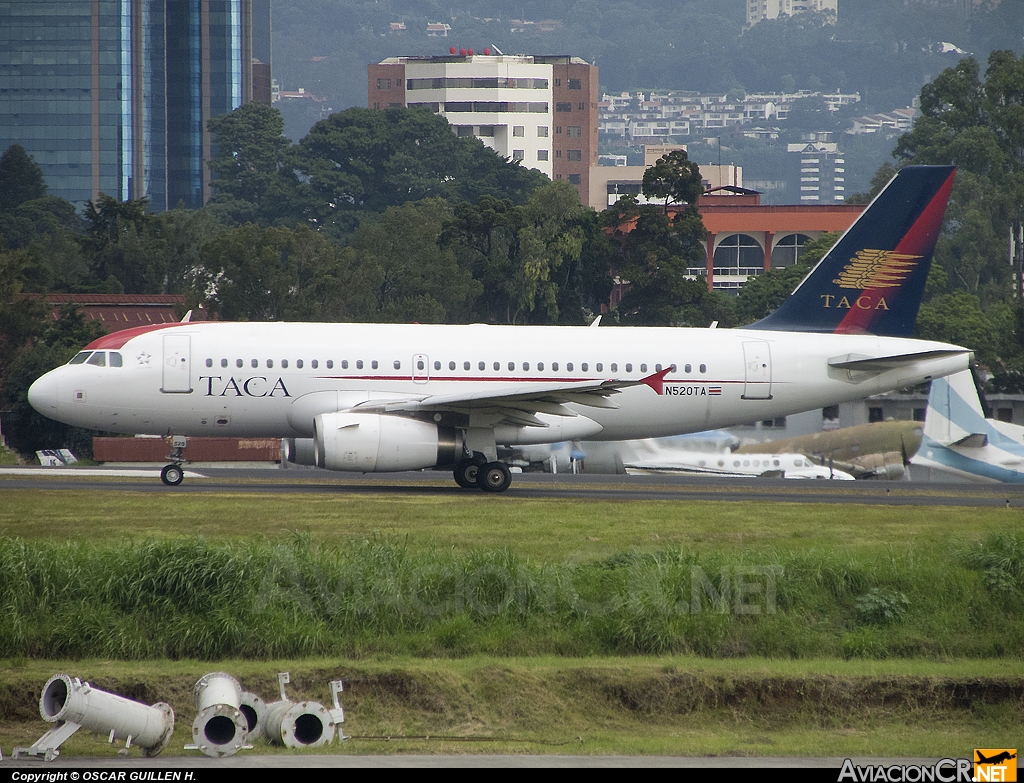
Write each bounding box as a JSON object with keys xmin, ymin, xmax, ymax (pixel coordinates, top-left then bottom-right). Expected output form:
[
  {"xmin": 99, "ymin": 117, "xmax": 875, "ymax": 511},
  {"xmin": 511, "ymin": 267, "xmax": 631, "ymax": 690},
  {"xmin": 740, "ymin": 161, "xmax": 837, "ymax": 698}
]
[
  {"xmin": 190, "ymin": 672, "xmax": 248, "ymax": 758},
  {"xmin": 17, "ymin": 674, "xmax": 175, "ymax": 759},
  {"xmin": 239, "ymin": 690, "xmax": 267, "ymax": 742},
  {"xmin": 263, "ymin": 699, "xmax": 335, "ymax": 749}
]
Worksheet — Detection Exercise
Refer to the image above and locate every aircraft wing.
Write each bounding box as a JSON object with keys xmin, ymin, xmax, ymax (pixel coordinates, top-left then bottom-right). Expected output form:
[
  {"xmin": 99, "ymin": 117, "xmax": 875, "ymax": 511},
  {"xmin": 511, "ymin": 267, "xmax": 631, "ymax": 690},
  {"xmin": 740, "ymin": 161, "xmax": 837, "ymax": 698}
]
[{"xmin": 351, "ymin": 369, "xmax": 671, "ymax": 426}]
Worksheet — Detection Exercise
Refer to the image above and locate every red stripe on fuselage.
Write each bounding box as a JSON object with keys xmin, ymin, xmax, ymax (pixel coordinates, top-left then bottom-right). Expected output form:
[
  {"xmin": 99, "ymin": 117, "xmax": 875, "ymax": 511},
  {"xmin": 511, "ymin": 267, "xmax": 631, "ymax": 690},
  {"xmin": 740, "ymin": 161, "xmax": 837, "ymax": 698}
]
[
  {"xmin": 834, "ymin": 169, "xmax": 955, "ymax": 335},
  {"xmin": 84, "ymin": 322, "xmax": 192, "ymax": 350}
]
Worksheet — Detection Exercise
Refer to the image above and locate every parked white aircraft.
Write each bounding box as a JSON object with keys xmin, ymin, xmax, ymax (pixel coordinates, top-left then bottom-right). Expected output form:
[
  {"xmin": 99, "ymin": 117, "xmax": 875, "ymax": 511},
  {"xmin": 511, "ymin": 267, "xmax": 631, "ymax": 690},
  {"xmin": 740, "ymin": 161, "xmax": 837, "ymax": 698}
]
[
  {"xmin": 512, "ymin": 437, "xmax": 855, "ymax": 479},
  {"xmin": 28, "ymin": 166, "xmax": 969, "ymax": 491},
  {"xmin": 912, "ymin": 369, "xmax": 1024, "ymax": 483}
]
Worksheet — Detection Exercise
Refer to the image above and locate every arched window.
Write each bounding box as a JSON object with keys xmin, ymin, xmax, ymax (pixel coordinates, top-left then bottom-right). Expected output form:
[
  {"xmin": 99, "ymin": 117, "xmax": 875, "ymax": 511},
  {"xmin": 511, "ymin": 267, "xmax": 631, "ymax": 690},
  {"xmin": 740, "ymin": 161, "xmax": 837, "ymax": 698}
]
[
  {"xmin": 771, "ymin": 233, "xmax": 811, "ymax": 267},
  {"xmin": 713, "ymin": 234, "xmax": 763, "ymax": 274}
]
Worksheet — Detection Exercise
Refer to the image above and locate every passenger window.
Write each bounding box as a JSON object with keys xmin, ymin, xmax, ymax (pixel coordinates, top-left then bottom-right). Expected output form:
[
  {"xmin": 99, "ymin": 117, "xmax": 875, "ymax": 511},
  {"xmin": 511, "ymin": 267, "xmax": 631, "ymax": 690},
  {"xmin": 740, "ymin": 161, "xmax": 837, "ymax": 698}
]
[
  {"xmin": 69, "ymin": 352, "xmax": 91, "ymax": 365},
  {"xmin": 449, "ymin": 361, "xmax": 456, "ymax": 371},
  {"xmin": 356, "ymin": 360, "xmax": 363, "ymax": 369},
  {"xmin": 464, "ymin": 361, "xmax": 471, "ymax": 371},
  {"xmin": 493, "ymin": 362, "xmax": 500, "ymax": 371},
  {"xmin": 523, "ymin": 362, "xmax": 530, "ymax": 371},
  {"xmin": 552, "ymin": 362, "xmax": 559, "ymax": 371},
  {"xmin": 656, "ymin": 364, "xmax": 662, "ymax": 371},
  {"xmin": 567, "ymin": 362, "xmax": 573, "ymax": 371},
  {"xmin": 281, "ymin": 360, "xmax": 288, "ymax": 368},
  {"xmin": 311, "ymin": 360, "xmax": 318, "ymax": 369},
  {"xmin": 297, "ymin": 359, "xmax": 304, "ymax": 369},
  {"xmin": 221, "ymin": 359, "xmax": 228, "ymax": 368},
  {"xmin": 237, "ymin": 359, "xmax": 243, "ymax": 368},
  {"xmin": 206, "ymin": 358, "xmax": 213, "ymax": 368},
  {"xmin": 625, "ymin": 363, "xmax": 632, "ymax": 373},
  {"xmin": 670, "ymin": 364, "xmax": 677, "ymax": 372},
  {"xmin": 508, "ymin": 362, "xmax": 515, "ymax": 371},
  {"xmin": 611, "ymin": 363, "xmax": 618, "ymax": 372},
  {"xmin": 371, "ymin": 360, "xmax": 378, "ymax": 370},
  {"xmin": 417, "ymin": 360, "xmax": 425, "ymax": 370},
  {"xmin": 251, "ymin": 359, "xmax": 258, "ymax": 369},
  {"xmin": 684, "ymin": 364, "xmax": 692, "ymax": 373},
  {"xmin": 433, "ymin": 361, "xmax": 441, "ymax": 371},
  {"xmin": 640, "ymin": 364, "xmax": 647, "ymax": 373},
  {"xmin": 538, "ymin": 362, "xmax": 544, "ymax": 371},
  {"xmin": 267, "ymin": 359, "xmax": 274, "ymax": 368},
  {"xmin": 582, "ymin": 363, "xmax": 588, "ymax": 371},
  {"xmin": 87, "ymin": 352, "xmax": 106, "ymax": 367},
  {"xmin": 700, "ymin": 364, "xmax": 707, "ymax": 373},
  {"xmin": 326, "ymin": 360, "xmax": 333, "ymax": 369},
  {"xmin": 109, "ymin": 352, "xmax": 123, "ymax": 367},
  {"xmin": 341, "ymin": 360, "xmax": 348, "ymax": 369},
  {"xmin": 394, "ymin": 360, "xmax": 401, "ymax": 370},
  {"xmin": 479, "ymin": 361, "xmax": 486, "ymax": 371},
  {"xmin": 596, "ymin": 363, "xmax": 603, "ymax": 372}
]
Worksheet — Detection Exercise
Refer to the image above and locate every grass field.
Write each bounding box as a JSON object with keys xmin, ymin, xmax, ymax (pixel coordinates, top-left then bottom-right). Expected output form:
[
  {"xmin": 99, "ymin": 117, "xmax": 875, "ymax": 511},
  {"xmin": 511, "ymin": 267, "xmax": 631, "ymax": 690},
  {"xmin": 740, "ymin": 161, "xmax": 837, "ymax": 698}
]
[{"xmin": 1, "ymin": 480, "xmax": 1022, "ymax": 758}]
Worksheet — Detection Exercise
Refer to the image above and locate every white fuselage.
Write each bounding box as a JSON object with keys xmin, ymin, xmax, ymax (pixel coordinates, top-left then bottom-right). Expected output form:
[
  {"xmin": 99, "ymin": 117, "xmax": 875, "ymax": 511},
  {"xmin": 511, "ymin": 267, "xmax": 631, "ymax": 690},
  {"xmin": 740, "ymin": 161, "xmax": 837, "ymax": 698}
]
[{"xmin": 30, "ymin": 322, "xmax": 970, "ymax": 449}]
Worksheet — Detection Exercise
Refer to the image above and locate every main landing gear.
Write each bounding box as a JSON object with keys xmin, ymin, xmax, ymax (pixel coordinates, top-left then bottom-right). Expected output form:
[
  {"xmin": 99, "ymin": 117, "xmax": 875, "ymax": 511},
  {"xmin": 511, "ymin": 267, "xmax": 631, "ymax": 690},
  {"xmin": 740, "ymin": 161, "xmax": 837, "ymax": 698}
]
[
  {"xmin": 454, "ymin": 457, "xmax": 512, "ymax": 493},
  {"xmin": 161, "ymin": 435, "xmax": 187, "ymax": 486}
]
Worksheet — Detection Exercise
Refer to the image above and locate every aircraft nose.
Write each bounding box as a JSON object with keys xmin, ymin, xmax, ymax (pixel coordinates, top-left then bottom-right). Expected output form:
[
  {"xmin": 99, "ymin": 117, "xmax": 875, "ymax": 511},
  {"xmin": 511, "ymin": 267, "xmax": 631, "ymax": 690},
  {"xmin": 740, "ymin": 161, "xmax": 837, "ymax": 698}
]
[{"xmin": 28, "ymin": 370, "xmax": 59, "ymax": 416}]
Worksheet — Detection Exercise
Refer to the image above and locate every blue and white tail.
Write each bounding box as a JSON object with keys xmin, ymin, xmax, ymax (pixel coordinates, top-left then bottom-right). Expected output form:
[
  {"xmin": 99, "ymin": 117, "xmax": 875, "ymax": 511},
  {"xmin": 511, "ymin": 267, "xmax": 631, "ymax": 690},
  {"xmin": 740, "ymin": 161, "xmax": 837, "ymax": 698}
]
[{"xmin": 912, "ymin": 370, "xmax": 1024, "ymax": 483}]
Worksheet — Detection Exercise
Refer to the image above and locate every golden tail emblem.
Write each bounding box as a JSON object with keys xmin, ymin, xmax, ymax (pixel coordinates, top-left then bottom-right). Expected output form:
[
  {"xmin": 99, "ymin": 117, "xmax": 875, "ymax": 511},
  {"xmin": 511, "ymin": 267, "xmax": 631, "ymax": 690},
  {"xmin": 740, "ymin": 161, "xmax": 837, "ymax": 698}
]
[{"xmin": 832, "ymin": 249, "xmax": 922, "ymax": 290}]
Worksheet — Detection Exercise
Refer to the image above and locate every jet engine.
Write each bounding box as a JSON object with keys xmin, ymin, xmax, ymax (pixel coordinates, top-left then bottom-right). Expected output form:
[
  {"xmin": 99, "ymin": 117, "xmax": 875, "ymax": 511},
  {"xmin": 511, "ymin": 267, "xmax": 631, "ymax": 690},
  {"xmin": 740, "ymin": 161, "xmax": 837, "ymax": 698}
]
[{"xmin": 312, "ymin": 412, "xmax": 461, "ymax": 472}]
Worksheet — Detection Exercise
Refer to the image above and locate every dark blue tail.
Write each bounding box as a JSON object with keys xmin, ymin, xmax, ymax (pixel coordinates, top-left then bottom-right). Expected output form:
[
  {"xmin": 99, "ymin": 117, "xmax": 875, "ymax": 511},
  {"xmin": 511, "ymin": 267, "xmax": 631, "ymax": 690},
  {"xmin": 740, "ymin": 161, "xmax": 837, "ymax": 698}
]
[{"xmin": 750, "ymin": 165, "xmax": 955, "ymax": 336}]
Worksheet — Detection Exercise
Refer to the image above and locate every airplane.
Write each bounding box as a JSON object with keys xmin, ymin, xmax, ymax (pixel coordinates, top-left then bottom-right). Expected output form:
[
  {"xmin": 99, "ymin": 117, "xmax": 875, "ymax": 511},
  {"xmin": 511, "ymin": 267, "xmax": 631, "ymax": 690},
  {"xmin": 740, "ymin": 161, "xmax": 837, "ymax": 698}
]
[
  {"xmin": 911, "ymin": 368, "xmax": 1024, "ymax": 483},
  {"xmin": 736, "ymin": 419, "xmax": 924, "ymax": 480},
  {"xmin": 28, "ymin": 165, "xmax": 970, "ymax": 492},
  {"xmin": 507, "ymin": 436, "xmax": 855, "ymax": 479}
]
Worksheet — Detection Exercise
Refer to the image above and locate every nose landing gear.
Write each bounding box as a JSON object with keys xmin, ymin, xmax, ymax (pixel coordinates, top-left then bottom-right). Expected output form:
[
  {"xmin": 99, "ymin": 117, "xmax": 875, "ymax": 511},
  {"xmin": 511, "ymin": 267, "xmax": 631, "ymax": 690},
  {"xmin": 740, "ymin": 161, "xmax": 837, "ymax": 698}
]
[{"xmin": 161, "ymin": 435, "xmax": 187, "ymax": 486}]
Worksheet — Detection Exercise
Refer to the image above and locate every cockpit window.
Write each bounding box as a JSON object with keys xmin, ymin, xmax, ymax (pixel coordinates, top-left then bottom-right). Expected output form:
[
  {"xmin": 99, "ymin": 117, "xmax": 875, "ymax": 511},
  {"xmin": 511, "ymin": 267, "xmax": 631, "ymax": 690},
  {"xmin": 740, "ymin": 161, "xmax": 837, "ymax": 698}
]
[
  {"xmin": 69, "ymin": 352, "xmax": 92, "ymax": 365},
  {"xmin": 109, "ymin": 352, "xmax": 123, "ymax": 367},
  {"xmin": 86, "ymin": 352, "xmax": 107, "ymax": 367}
]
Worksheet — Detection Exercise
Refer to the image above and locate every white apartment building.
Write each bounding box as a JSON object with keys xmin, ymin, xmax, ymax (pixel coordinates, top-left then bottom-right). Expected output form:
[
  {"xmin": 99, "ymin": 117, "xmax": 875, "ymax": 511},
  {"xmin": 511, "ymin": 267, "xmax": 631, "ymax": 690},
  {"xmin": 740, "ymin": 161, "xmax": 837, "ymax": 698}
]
[
  {"xmin": 370, "ymin": 54, "xmax": 599, "ymax": 202},
  {"xmin": 746, "ymin": 0, "xmax": 838, "ymax": 27}
]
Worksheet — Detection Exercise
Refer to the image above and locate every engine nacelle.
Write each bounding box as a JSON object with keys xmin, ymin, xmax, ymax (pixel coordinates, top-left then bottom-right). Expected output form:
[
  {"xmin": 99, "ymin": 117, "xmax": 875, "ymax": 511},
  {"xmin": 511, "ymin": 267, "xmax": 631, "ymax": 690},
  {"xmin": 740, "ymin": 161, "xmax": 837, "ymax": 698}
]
[{"xmin": 313, "ymin": 413, "xmax": 460, "ymax": 472}]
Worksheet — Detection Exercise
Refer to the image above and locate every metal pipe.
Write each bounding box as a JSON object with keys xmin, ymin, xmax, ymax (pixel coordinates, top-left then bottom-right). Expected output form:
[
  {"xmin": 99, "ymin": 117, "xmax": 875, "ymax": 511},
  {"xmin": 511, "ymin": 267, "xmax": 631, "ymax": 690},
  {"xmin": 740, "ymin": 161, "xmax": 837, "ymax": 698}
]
[
  {"xmin": 15, "ymin": 674, "xmax": 174, "ymax": 760},
  {"xmin": 190, "ymin": 672, "xmax": 247, "ymax": 758},
  {"xmin": 263, "ymin": 699, "xmax": 335, "ymax": 748},
  {"xmin": 239, "ymin": 690, "xmax": 267, "ymax": 742}
]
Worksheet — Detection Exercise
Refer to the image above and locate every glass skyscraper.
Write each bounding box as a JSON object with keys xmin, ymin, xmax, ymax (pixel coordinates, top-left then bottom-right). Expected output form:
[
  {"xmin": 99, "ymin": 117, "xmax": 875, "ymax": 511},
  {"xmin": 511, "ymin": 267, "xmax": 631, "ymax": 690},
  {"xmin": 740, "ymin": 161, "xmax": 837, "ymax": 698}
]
[{"xmin": 0, "ymin": 1, "xmax": 269, "ymax": 211}]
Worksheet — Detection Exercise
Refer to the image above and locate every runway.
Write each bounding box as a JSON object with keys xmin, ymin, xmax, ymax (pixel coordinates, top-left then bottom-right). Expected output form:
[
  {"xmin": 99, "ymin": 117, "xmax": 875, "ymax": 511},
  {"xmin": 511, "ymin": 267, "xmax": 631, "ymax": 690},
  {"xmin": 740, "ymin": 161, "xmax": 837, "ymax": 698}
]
[{"xmin": 2, "ymin": 465, "xmax": 1022, "ymax": 507}]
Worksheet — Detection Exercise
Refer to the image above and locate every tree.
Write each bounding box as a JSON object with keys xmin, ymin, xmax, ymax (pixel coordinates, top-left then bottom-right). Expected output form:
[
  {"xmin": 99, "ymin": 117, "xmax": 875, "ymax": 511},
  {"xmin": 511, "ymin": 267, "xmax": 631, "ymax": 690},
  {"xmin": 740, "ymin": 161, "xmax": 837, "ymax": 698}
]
[
  {"xmin": 0, "ymin": 304, "xmax": 105, "ymax": 458},
  {"xmin": 641, "ymin": 149, "xmax": 703, "ymax": 213},
  {"xmin": 0, "ymin": 145, "xmax": 47, "ymax": 212},
  {"xmin": 295, "ymin": 107, "xmax": 547, "ymax": 237},
  {"xmin": 600, "ymin": 195, "xmax": 730, "ymax": 327},
  {"xmin": 206, "ymin": 103, "xmax": 310, "ymax": 227}
]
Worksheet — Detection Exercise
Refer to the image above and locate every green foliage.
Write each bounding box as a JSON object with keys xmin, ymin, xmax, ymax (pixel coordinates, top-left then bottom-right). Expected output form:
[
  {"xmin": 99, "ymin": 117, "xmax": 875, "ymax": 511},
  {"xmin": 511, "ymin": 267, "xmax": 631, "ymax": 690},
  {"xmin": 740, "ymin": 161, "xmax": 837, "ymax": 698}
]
[
  {"xmin": 914, "ymin": 292, "xmax": 1000, "ymax": 368},
  {"xmin": 955, "ymin": 533, "xmax": 1024, "ymax": 598},
  {"xmin": 733, "ymin": 264, "xmax": 809, "ymax": 325},
  {"xmin": 207, "ymin": 102, "xmax": 308, "ymax": 227},
  {"xmin": 0, "ymin": 533, "xmax": 1021, "ymax": 659},
  {"xmin": 0, "ymin": 144, "xmax": 47, "ymax": 212},
  {"xmin": 641, "ymin": 149, "xmax": 703, "ymax": 212},
  {"xmin": 854, "ymin": 588, "xmax": 910, "ymax": 625},
  {"xmin": 0, "ymin": 304, "xmax": 105, "ymax": 457},
  {"xmin": 296, "ymin": 106, "xmax": 547, "ymax": 236}
]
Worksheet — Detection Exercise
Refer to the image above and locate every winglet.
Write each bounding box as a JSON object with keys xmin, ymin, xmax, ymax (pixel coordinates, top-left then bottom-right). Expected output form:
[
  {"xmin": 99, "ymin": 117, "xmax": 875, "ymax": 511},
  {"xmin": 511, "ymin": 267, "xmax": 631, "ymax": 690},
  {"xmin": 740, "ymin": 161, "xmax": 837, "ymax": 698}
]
[{"xmin": 640, "ymin": 367, "xmax": 673, "ymax": 395}]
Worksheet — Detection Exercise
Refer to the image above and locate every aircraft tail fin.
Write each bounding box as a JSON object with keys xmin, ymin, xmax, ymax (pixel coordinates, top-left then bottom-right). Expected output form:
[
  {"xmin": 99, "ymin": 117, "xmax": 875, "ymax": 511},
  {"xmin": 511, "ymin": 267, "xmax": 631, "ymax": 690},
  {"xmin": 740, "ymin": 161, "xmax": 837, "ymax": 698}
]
[
  {"xmin": 751, "ymin": 165, "xmax": 955, "ymax": 336},
  {"xmin": 922, "ymin": 368, "xmax": 989, "ymax": 447}
]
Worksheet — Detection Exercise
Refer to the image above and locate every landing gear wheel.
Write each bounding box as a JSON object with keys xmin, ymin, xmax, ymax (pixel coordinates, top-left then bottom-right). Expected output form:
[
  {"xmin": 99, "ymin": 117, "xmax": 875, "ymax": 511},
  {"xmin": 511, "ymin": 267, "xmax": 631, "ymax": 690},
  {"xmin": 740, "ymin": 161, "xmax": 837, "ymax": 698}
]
[
  {"xmin": 454, "ymin": 460, "xmax": 480, "ymax": 489},
  {"xmin": 160, "ymin": 464, "xmax": 184, "ymax": 486},
  {"xmin": 477, "ymin": 461, "xmax": 512, "ymax": 493}
]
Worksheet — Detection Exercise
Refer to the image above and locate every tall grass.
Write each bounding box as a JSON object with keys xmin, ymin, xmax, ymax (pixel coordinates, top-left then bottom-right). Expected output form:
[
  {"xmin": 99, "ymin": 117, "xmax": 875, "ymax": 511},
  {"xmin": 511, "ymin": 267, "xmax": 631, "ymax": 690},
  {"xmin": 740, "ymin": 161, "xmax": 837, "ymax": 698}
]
[{"xmin": 1, "ymin": 533, "xmax": 1021, "ymax": 660}]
